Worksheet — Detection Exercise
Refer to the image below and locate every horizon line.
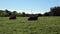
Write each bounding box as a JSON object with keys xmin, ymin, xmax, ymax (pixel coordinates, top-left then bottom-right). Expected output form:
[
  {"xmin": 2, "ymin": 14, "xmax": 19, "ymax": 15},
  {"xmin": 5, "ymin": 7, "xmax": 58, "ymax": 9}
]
[{"xmin": 0, "ymin": 9, "xmax": 50, "ymax": 14}]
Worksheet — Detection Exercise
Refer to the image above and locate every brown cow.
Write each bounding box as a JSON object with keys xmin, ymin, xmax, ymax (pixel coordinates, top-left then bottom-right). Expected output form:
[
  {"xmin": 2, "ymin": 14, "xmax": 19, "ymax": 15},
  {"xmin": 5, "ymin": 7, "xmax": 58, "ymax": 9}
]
[
  {"xmin": 28, "ymin": 15, "xmax": 38, "ymax": 20},
  {"xmin": 9, "ymin": 15, "xmax": 16, "ymax": 19}
]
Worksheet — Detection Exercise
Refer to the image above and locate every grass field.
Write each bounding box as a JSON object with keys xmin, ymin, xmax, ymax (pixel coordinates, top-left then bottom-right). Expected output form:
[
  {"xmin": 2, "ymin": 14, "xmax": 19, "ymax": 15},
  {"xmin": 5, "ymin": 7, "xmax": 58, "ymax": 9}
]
[{"xmin": 0, "ymin": 16, "xmax": 60, "ymax": 34}]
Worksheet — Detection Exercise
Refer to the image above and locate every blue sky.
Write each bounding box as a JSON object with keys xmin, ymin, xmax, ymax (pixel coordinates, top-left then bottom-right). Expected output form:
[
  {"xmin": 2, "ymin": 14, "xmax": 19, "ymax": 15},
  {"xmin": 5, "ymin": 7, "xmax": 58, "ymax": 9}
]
[{"xmin": 0, "ymin": 0, "xmax": 60, "ymax": 14}]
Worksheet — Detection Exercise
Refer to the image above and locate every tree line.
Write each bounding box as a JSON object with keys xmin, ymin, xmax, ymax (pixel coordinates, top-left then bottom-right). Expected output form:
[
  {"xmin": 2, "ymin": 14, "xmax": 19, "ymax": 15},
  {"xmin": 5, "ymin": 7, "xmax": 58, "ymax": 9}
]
[{"xmin": 0, "ymin": 6, "xmax": 60, "ymax": 17}]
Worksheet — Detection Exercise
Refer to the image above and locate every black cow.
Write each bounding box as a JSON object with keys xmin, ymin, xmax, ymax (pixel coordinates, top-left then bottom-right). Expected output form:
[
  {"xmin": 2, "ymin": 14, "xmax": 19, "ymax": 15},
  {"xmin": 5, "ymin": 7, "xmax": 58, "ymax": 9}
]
[
  {"xmin": 28, "ymin": 15, "xmax": 38, "ymax": 20},
  {"xmin": 9, "ymin": 15, "xmax": 16, "ymax": 19}
]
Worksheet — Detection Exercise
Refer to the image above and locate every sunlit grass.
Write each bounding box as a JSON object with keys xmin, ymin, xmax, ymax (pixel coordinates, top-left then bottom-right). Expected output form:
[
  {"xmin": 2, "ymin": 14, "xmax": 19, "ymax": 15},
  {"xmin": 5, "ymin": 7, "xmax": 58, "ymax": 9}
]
[{"xmin": 0, "ymin": 16, "xmax": 60, "ymax": 34}]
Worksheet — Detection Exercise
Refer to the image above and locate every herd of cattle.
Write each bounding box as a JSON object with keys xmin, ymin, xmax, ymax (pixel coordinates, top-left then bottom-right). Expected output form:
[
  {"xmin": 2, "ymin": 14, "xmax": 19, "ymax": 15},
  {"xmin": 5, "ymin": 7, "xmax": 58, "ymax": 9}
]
[{"xmin": 9, "ymin": 14, "xmax": 38, "ymax": 20}]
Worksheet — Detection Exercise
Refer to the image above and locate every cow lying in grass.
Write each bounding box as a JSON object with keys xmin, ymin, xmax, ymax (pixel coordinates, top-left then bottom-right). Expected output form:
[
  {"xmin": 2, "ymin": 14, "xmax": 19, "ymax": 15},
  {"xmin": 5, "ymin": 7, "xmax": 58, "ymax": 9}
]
[
  {"xmin": 9, "ymin": 15, "xmax": 16, "ymax": 19},
  {"xmin": 28, "ymin": 15, "xmax": 38, "ymax": 20}
]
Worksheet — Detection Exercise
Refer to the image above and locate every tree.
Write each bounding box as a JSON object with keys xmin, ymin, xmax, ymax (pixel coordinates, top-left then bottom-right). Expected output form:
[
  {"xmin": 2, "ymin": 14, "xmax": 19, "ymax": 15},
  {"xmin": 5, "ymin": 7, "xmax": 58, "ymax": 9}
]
[
  {"xmin": 22, "ymin": 12, "xmax": 25, "ymax": 17},
  {"xmin": 0, "ymin": 10, "xmax": 6, "ymax": 17},
  {"xmin": 13, "ymin": 11, "xmax": 17, "ymax": 15},
  {"xmin": 43, "ymin": 12, "xmax": 50, "ymax": 16},
  {"xmin": 5, "ymin": 9, "xmax": 11, "ymax": 16},
  {"xmin": 50, "ymin": 6, "xmax": 60, "ymax": 16},
  {"xmin": 0, "ymin": 10, "xmax": 4, "ymax": 15},
  {"xmin": 37, "ymin": 13, "xmax": 42, "ymax": 16}
]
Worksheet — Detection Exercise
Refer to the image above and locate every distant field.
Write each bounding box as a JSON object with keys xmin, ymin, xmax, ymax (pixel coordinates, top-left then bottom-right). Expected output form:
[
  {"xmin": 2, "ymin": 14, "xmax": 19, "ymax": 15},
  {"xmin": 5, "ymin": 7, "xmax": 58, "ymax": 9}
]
[{"xmin": 0, "ymin": 16, "xmax": 60, "ymax": 34}]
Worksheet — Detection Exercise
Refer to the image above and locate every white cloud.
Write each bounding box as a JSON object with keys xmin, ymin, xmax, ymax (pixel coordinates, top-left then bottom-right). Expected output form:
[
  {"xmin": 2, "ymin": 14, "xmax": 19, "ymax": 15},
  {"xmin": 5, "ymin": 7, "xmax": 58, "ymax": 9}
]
[{"xmin": 0, "ymin": 9, "xmax": 49, "ymax": 14}]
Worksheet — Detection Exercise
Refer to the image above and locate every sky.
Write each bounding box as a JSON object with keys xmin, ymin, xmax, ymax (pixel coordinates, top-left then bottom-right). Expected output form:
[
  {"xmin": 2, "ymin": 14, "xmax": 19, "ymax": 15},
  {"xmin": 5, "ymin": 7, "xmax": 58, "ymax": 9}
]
[{"xmin": 0, "ymin": 0, "xmax": 60, "ymax": 14}]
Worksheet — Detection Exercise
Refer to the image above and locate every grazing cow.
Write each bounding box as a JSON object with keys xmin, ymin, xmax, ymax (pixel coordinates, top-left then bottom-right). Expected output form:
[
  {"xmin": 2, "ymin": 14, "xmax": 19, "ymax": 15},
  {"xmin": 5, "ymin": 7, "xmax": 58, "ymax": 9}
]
[
  {"xmin": 9, "ymin": 15, "xmax": 16, "ymax": 19},
  {"xmin": 28, "ymin": 15, "xmax": 38, "ymax": 20}
]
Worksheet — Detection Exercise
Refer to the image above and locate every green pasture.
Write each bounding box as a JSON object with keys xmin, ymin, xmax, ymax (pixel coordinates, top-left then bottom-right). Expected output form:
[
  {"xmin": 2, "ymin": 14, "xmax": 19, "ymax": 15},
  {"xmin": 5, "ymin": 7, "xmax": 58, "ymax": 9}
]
[{"xmin": 0, "ymin": 17, "xmax": 60, "ymax": 34}]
